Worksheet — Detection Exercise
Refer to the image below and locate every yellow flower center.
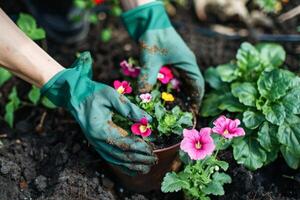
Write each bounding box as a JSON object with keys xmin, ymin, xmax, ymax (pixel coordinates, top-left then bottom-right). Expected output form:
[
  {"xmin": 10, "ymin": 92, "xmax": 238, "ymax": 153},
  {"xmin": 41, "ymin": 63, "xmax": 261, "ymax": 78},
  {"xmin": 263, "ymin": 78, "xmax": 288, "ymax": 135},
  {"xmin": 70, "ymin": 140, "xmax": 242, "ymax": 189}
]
[
  {"xmin": 223, "ymin": 129, "xmax": 229, "ymax": 135},
  {"xmin": 117, "ymin": 86, "xmax": 125, "ymax": 94},
  {"xmin": 162, "ymin": 92, "xmax": 175, "ymax": 102},
  {"xmin": 139, "ymin": 125, "xmax": 147, "ymax": 133},
  {"xmin": 195, "ymin": 141, "xmax": 202, "ymax": 149},
  {"xmin": 157, "ymin": 73, "xmax": 164, "ymax": 79}
]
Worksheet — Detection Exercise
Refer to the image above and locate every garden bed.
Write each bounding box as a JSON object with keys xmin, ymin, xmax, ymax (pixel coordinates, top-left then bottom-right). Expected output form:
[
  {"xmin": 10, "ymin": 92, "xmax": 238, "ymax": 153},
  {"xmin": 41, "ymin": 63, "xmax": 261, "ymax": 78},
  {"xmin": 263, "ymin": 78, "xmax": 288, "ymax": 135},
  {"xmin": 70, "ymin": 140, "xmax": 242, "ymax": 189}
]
[{"xmin": 0, "ymin": 0, "xmax": 299, "ymax": 199}]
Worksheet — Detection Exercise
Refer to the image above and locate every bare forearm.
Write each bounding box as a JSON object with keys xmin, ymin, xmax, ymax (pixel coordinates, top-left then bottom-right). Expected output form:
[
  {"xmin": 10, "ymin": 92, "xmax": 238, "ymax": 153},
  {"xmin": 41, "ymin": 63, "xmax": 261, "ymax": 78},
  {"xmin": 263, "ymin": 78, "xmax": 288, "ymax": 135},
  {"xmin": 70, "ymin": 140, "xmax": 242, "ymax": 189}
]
[
  {"xmin": 0, "ymin": 9, "xmax": 64, "ymax": 88},
  {"xmin": 120, "ymin": 0, "xmax": 155, "ymax": 11}
]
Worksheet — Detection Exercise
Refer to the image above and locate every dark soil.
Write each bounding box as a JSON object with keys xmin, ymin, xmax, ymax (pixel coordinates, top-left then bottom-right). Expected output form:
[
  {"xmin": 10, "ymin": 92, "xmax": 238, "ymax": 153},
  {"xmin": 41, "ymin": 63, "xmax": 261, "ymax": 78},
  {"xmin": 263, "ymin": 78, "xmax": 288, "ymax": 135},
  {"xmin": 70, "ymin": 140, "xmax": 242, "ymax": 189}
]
[{"xmin": 0, "ymin": 0, "xmax": 299, "ymax": 200}]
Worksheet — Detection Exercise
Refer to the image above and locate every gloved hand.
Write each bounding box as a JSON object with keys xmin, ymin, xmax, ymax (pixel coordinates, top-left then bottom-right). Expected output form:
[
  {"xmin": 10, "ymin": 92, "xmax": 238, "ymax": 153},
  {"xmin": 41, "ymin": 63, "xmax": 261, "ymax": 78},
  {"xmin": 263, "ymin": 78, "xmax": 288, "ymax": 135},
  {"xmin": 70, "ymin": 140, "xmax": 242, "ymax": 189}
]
[
  {"xmin": 41, "ymin": 52, "xmax": 157, "ymax": 175},
  {"xmin": 122, "ymin": 1, "xmax": 205, "ymax": 112}
]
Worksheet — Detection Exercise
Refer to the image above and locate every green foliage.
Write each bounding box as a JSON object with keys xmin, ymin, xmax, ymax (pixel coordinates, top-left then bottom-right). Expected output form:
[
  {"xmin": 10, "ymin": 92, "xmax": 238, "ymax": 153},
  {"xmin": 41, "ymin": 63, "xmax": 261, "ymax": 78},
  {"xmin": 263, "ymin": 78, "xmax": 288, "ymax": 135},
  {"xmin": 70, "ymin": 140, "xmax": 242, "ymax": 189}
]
[
  {"xmin": 28, "ymin": 85, "xmax": 41, "ymax": 105},
  {"xmin": 162, "ymin": 156, "xmax": 231, "ymax": 199},
  {"xmin": 17, "ymin": 13, "xmax": 46, "ymax": 40},
  {"xmin": 0, "ymin": 68, "xmax": 12, "ymax": 87},
  {"xmin": 201, "ymin": 42, "xmax": 300, "ymax": 170},
  {"xmin": 254, "ymin": 0, "xmax": 282, "ymax": 13},
  {"xmin": 100, "ymin": 28, "xmax": 112, "ymax": 43},
  {"xmin": 4, "ymin": 87, "xmax": 21, "ymax": 128}
]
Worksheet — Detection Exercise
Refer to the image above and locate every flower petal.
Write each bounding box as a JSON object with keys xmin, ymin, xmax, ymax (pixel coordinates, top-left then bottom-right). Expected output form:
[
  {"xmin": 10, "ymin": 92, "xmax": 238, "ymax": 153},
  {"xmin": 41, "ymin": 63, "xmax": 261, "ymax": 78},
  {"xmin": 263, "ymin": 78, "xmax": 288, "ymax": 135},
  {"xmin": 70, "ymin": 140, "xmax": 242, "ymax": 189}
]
[{"xmin": 131, "ymin": 124, "xmax": 141, "ymax": 135}]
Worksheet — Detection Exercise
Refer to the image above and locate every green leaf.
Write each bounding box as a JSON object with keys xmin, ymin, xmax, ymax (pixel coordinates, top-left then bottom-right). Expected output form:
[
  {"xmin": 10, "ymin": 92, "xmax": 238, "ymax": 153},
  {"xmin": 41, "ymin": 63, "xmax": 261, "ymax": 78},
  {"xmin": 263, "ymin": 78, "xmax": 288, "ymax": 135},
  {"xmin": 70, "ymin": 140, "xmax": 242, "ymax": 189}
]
[
  {"xmin": 17, "ymin": 13, "xmax": 45, "ymax": 40},
  {"xmin": 233, "ymin": 135, "xmax": 267, "ymax": 170},
  {"xmin": 155, "ymin": 103, "xmax": 165, "ymax": 120},
  {"xmin": 216, "ymin": 63, "xmax": 238, "ymax": 82},
  {"xmin": 0, "ymin": 68, "xmax": 12, "ymax": 87},
  {"xmin": 257, "ymin": 69, "xmax": 294, "ymax": 101},
  {"xmin": 257, "ymin": 122, "xmax": 279, "ymax": 152},
  {"xmin": 163, "ymin": 114, "xmax": 177, "ymax": 127},
  {"xmin": 41, "ymin": 97, "xmax": 56, "ymax": 109},
  {"xmin": 204, "ymin": 67, "xmax": 223, "ymax": 90},
  {"xmin": 212, "ymin": 134, "xmax": 232, "ymax": 150},
  {"xmin": 280, "ymin": 146, "xmax": 300, "ymax": 169},
  {"xmin": 236, "ymin": 42, "xmax": 261, "ymax": 71},
  {"xmin": 277, "ymin": 115, "xmax": 300, "ymax": 156},
  {"xmin": 242, "ymin": 110, "xmax": 265, "ymax": 129},
  {"xmin": 262, "ymin": 102, "xmax": 286, "ymax": 126},
  {"xmin": 100, "ymin": 28, "xmax": 112, "ymax": 43},
  {"xmin": 200, "ymin": 93, "xmax": 223, "ymax": 117},
  {"xmin": 4, "ymin": 87, "xmax": 21, "ymax": 127},
  {"xmin": 202, "ymin": 172, "xmax": 231, "ymax": 196},
  {"xmin": 231, "ymin": 82, "xmax": 258, "ymax": 107},
  {"xmin": 177, "ymin": 112, "xmax": 193, "ymax": 126},
  {"xmin": 161, "ymin": 172, "xmax": 189, "ymax": 193},
  {"xmin": 218, "ymin": 93, "xmax": 245, "ymax": 113},
  {"xmin": 28, "ymin": 85, "xmax": 41, "ymax": 105},
  {"xmin": 282, "ymin": 87, "xmax": 300, "ymax": 115},
  {"xmin": 256, "ymin": 43, "xmax": 286, "ymax": 68}
]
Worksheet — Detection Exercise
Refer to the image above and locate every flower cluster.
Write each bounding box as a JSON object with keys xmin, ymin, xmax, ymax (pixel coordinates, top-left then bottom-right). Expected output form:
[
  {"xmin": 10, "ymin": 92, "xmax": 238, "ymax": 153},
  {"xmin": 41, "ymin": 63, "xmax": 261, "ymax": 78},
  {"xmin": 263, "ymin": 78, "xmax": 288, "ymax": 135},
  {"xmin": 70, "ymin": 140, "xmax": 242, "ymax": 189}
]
[{"xmin": 181, "ymin": 116, "xmax": 245, "ymax": 160}]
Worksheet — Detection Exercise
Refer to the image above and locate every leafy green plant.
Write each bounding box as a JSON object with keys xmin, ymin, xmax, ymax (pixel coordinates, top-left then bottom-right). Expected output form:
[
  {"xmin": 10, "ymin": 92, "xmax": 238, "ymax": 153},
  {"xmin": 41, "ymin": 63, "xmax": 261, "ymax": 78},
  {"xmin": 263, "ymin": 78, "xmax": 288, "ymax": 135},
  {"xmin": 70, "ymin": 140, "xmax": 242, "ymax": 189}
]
[
  {"xmin": 17, "ymin": 13, "xmax": 46, "ymax": 40},
  {"xmin": 0, "ymin": 68, "xmax": 12, "ymax": 87},
  {"xmin": 112, "ymin": 59, "xmax": 193, "ymax": 144},
  {"xmin": 4, "ymin": 87, "xmax": 21, "ymax": 127},
  {"xmin": 161, "ymin": 115, "xmax": 244, "ymax": 200},
  {"xmin": 201, "ymin": 42, "xmax": 300, "ymax": 169},
  {"xmin": 254, "ymin": 0, "xmax": 283, "ymax": 13}
]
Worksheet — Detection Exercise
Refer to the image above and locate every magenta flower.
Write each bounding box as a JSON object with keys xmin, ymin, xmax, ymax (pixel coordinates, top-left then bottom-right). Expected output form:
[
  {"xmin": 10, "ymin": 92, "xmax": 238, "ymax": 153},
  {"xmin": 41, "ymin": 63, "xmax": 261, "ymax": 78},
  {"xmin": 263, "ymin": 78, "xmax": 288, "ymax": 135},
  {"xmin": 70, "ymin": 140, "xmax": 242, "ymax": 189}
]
[
  {"xmin": 170, "ymin": 78, "xmax": 180, "ymax": 91},
  {"xmin": 180, "ymin": 128, "xmax": 215, "ymax": 160},
  {"xmin": 212, "ymin": 115, "xmax": 245, "ymax": 139},
  {"xmin": 131, "ymin": 117, "xmax": 152, "ymax": 137},
  {"xmin": 120, "ymin": 60, "xmax": 140, "ymax": 78},
  {"xmin": 157, "ymin": 66, "xmax": 174, "ymax": 84},
  {"xmin": 113, "ymin": 80, "xmax": 132, "ymax": 94},
  {"xmin": 139, "ymin": 93, "xmax": 152, "ymax": 103}
]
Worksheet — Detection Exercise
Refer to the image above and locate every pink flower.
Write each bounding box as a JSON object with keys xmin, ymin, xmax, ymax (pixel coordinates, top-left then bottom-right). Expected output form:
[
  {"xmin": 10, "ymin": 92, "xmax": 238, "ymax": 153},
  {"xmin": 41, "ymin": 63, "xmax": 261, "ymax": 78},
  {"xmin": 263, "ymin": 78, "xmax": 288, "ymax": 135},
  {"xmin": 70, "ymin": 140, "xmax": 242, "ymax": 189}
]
[
  {"xmin": 139, "ymin": 93, "xmax": 152, "ymax": 103},
  {"xmin": 157, "ymin": 66, "xmax": 174, "ymax": 84},
  {"xmin": 180, "ymin": 128, "xmax": 215, "ymax": 160},
  {"xmin": 212, "ymin": 115, "xmax": 245, "ymax": 139},
  {"xmin": 113, "ymin": 80, "xmax": 132, "ymax": 94},
  {"xmin": 131, "ymin": 117, "xmax": 152, "ymax": 137},
  {"xmin": 170, "ymin": 78, "xmax": 180, "ymax": 91},
  {"xmin": 120, "ymin": 60, "xmax": 140, "ymax": 78}
]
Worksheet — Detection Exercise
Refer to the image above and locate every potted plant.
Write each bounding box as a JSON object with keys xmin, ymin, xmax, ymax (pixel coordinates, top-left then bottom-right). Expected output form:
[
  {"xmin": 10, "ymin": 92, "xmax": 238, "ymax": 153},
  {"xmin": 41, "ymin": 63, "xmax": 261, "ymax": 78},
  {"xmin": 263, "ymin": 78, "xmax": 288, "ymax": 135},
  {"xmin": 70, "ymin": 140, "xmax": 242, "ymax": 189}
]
[{"xmin": 108, "ymin": 58, "xmax": 195, "ymax": 192}]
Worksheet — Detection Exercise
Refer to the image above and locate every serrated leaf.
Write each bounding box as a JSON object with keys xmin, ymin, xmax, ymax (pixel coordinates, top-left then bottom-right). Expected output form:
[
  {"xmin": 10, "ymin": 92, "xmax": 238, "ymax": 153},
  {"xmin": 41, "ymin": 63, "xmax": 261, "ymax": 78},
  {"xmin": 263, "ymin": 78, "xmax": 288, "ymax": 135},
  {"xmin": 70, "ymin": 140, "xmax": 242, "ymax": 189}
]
[
  {"xmin": 17, "ymin": 13, "xmax": 45, "ymax": 40},
  {"xmin": 236, "ymin": 42, "xmax": 261, "ymax": 71},
  {"xmin": 202, "ymin": 172, "xmax": 231, "ymax": 196},
  {"xmin": 0, "ymin": 68, "xmax": 12, "ymax": 87},
  {"xmin": 257, "ymin": 69, "xmax": 294, "ymax": 101},
  {"xmin": 242, "ymin": 110, "xmax": 265, "ymax": 129},
  {"xmin": 28, "ymin": 85, "xmax": 41, "ymax": 105},
  {"xmin": 233, "ymin": 136, "xmax": 267, "ymax": 170},
  {"xmin": 216, "ymin": 63, "xmax": 238, "ymax": 83},
  {"xmin": 280, "ymin": 146, "xmax": 300, "ymax": 169},
  {"xmin": 277, "ymin": 115, "xmax": 300, "ymax": 156},
  {"xmin": 282, "ymin": 87, "xmax": 300, "ymax": 115},
  {"xmin": 262, "ymin": 102, "xmax": 286, "ymax": 126},
  {"xmin": 161, "ymin": 172, "xmax": 189, "ymax": 193},
  {"xmin": 177, "ymin": 112, "xmax": 193, "ymax": 126},
  {"xmin": 231, "ymin": 82, "xmax": 258, "ymax": 107},
  {"xmin": 256, "ymin": 43, "xmax": 285, "ymax": 68}
]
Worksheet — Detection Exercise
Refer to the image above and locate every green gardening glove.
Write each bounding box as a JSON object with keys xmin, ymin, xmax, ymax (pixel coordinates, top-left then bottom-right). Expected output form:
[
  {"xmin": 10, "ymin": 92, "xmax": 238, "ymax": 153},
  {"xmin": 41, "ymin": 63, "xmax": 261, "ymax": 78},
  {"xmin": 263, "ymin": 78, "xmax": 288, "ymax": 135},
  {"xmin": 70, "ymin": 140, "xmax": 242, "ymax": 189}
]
[
  {"xmin": 122, "ymin": 1, "xmax": 205, "ymax": 112},
  {"xmin": 41, "ymin": 52, "xmax": 157, "ymax": 175}
]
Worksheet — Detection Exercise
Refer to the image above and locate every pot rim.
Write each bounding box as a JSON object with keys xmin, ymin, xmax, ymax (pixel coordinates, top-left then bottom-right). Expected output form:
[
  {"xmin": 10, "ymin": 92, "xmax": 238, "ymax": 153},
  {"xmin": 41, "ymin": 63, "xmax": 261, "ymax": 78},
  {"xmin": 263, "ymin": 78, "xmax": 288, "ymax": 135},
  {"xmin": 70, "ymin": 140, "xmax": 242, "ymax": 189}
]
[{"xmin": 153, "ymin": 141, "xmax": 180, "ymax": 153}]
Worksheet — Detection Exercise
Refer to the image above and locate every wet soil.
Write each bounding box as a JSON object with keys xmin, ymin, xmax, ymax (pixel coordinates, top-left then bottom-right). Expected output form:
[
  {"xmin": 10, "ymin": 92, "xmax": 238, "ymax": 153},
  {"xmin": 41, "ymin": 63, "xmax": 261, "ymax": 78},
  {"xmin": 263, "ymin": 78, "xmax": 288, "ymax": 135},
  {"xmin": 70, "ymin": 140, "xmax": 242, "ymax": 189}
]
[{"xmin": 0, "ymin": 0, "xmax": 299, "ymax": 200}]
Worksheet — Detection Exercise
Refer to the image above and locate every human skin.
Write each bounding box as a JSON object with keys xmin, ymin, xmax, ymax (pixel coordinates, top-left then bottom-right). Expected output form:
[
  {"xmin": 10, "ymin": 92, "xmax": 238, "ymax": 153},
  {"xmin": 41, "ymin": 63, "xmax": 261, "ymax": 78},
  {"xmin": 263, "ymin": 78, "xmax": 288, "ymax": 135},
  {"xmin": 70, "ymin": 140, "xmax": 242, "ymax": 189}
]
[
  {"xmin": 0, "ymin": 9, "xmax": 64, "ymax": 88},
  {"xmin": 0, "ymin": 1, "xmax": 153, "ymax": 87}
]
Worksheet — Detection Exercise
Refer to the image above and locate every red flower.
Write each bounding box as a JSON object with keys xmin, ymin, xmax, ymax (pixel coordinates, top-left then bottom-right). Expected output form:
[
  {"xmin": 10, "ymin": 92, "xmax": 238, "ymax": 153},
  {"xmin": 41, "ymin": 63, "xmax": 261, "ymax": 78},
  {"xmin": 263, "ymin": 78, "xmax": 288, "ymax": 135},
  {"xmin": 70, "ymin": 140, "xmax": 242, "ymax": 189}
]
[
  {"xmin": 113, "ymin": 80, "xmax": 132, "ymax": 94},
  {"xmin": 157, "ymin": 66, "xmax": 174, "ymax": 84},
  {"xmin": 131, "ymin": 117, "xmax": 152, "ymax": 137},
  {"xmin": 93, "ymin": 0, "xmax": 105, "ymax": 5}
]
